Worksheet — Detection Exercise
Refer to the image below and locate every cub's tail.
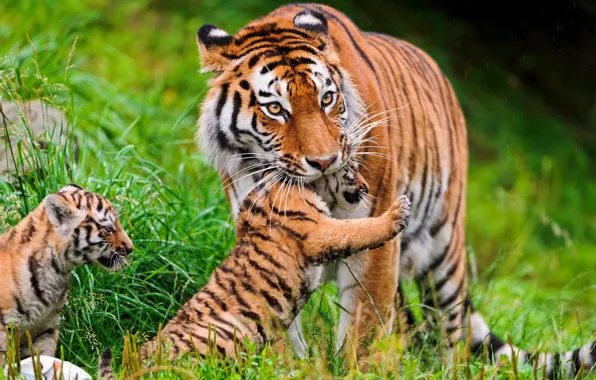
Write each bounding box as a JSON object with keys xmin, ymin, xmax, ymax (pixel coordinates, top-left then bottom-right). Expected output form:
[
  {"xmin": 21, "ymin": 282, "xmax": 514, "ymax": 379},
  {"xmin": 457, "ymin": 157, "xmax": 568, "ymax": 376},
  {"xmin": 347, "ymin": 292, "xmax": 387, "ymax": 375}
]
[
  {"xmin": 98, "ymin": 347, "xmax": 114, "ymax": 380},
  {"xmin": 470, "ymin": 306, "xmax": 596, "ymax": 378}
]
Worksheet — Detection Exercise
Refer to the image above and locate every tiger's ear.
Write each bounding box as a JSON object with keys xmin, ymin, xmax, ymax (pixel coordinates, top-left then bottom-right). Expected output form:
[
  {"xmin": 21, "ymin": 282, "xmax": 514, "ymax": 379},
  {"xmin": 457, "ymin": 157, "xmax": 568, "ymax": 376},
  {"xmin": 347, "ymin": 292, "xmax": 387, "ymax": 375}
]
[
  {"xmin": 293, "ymin": 10, "xmax": 338, "ymax": 62},
  {"xmin": 44, "ymin": 193, "xmax": 81, "ymax": 233},
  {"xmin": 197, "ymin": 24, "xmax": 234, "ymax": 73},
  {"xmin": 293, "ymin": 10, "xmax": 328, "ymax": 34}
]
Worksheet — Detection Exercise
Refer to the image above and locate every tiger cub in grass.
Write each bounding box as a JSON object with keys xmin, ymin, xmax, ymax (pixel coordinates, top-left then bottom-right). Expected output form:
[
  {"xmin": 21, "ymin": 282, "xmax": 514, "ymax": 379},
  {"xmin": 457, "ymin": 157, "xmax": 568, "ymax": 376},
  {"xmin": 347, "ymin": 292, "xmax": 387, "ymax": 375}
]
[
  {"xmin": 0, "ymin": 184, "xmax": 133, "ymax": 362},
  {"xmin": 99, "ymin": 166, "xmax": 410, "ymax": 377}
]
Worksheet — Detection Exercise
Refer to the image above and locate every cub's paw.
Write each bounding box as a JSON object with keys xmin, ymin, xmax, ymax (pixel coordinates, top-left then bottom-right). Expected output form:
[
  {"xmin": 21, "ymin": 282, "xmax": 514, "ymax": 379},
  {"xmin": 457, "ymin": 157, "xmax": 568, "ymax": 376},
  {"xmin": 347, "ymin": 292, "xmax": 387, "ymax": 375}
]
[{"xmin": 385, "ymin": 195, "xmax": 411, "ymax": 236}]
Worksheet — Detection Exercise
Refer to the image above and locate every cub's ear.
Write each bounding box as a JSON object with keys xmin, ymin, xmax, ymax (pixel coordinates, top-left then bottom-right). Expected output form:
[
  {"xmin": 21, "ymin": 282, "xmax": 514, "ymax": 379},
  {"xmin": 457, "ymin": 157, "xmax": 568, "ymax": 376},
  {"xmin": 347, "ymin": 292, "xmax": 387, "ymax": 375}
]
[
  {"xmin": 44, "ymin": 193, "xmax": 81, "ymax": 232},
  {"xmin": 197, "ymin": 24, "xmax": 234, "ymax": 73},
  {"xmin": 58, "ymin": 184, "xmax": 84, "ymax": 193},
  {"xmin": 293, "ymin": 10, "xmax": 328, "ymax": 34}
]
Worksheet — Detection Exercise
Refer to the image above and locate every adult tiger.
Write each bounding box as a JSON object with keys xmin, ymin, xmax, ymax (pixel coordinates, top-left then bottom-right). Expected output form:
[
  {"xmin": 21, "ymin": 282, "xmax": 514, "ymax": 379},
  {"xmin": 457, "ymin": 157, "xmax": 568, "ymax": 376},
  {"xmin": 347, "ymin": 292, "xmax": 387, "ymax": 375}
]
[{"xmin": 195, "ymin": 3, "xmax": 595, "ymax": 376}]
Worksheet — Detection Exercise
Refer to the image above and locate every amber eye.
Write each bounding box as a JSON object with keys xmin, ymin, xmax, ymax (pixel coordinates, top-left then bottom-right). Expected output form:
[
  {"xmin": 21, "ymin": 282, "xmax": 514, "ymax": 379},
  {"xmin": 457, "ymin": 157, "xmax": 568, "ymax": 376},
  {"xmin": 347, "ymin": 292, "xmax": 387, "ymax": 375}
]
[
  {"xmin": 321, "ymin": 91, "xmax": 335, "ymax": 107},
  {"xmin": 266, "ymin": 102, "xmax": 283, "ymax": 115}
]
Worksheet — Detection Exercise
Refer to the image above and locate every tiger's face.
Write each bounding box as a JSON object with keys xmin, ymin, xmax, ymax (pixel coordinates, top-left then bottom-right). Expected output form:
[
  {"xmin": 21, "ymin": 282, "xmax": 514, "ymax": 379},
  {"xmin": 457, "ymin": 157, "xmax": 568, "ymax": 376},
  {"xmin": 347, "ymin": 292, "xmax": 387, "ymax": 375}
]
[
  {"xmin": 44, "ymin": 184, "xmax": 133, "ymax": 271},
  {"xmin": 197, "ymin": 10, "xmax": 365, "ymax": 184}
]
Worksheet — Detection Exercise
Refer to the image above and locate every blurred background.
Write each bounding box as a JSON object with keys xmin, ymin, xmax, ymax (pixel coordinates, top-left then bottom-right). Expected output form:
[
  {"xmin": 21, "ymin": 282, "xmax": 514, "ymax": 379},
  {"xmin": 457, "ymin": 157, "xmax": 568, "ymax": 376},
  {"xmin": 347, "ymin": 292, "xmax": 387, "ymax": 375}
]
[{"xmin": 1, "ymin": 0, "xmax": 595, "ymax": 372}]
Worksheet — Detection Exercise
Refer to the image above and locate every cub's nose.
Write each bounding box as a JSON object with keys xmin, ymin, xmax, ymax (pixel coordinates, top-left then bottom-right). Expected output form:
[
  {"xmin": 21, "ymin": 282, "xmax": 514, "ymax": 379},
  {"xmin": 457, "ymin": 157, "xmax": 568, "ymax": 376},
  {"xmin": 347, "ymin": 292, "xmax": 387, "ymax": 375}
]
[
  {"xmin": 118, "ymin": 231, "xmax": 134, "ymax": 255},
  {"xmin": 305, "ymin": 155, "xmax": 337, "ymax": 172}
]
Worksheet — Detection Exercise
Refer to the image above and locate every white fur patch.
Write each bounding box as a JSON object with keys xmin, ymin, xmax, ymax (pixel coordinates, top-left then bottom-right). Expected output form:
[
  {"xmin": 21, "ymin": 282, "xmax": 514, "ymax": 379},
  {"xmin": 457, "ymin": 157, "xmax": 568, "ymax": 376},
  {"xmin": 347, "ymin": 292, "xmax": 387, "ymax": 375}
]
[
  {"xmin": 58, "ymin": 184, "xmax": 83, "ymax": 193},
  {"xmin": 208, "ymin": 28, "xmax": 230, "ymax": 38},
  {"xmin": 294, "ymin": 14, "xmax": 323, "ymax": 27}
]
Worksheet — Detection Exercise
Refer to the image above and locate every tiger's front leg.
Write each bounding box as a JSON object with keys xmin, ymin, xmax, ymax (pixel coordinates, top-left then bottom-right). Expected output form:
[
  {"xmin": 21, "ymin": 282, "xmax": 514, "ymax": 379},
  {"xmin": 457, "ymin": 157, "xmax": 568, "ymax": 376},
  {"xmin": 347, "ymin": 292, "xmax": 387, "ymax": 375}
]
[
  {"xmin": 336, "ymin": 238, "xmax": 402, "ymax": 361},
  {"xmin": 20, "ymin": 317, "xmax": 60, "ymax": 359}
]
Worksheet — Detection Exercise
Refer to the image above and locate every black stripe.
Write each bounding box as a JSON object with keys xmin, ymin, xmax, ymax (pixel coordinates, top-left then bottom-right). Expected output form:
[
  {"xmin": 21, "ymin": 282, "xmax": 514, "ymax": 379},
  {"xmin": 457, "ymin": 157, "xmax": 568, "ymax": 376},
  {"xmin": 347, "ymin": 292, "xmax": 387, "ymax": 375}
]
[
  {"xmin": 215, "ymin": 83, "xmax": 230, "ymax": 119},
  {"xmin": 35, "ymin": 328, "xmax": 56, "ymax": 340},
  {"xmin": 248, "ymin": 54, "xmax": 261, "ymax": 68},
  {"xmin": 205, "ymin": 314, "xmax": 236, "ymax": 340},
  {"xmin": 471, "ymin": 331, "xmax": 507, "ymax": 361},
  {"xmin": 14, "ymin": 296, "xmax": 30, "ymax": 319},
  {"xmin": 50, "ymin": 255, "xmax": 64, "ymax": 275},
  {"xmin": 240, "ymin": 310, "xmax": 267, "ymax": 343},
  {"xmin": 169, "ymin": 330, "xmax": 193, "ymax": 350},
  {"xmin": 234, "ymin": 27, "xmax": 313, "ymax": 46},
  {"xmin": 429, "ymin": 215, "xmax": 448, "ymax": 237},
  {"xmin": 260, "ymin": 289, "xmax": 283, "ymax": 313},
  {"xmin": 230, "ymin": 282, "xmax": 250, "ymax": 309},
  {"xmin": 20, "ymin": 218, "xmax": 36, "ymax": 244},
  {"xmin": 269, "ymin": 205, "xmax": 315, "ymax": 222},
  {"xmin": 304, "ymin": 199, "xmax": 327, "ymax": 214},
  {"xmin": 427, "ymin": 261, "xmax": 458, "ymax": 296},
  {"xmin": 237, "ymin": 35, "xmax": 309, "ymax": 54},
  {"xmin": 247, "ymin": 230, "xmax": 272, "ymax": 242},
  {"xmin": 29, "ymin": 256, "xmax": 49, "ymax": 306},
  {"xmin": 571, "ymin": 347, "xmax": 582, "ymax": 375},
  {"xmin": 550, "ymin": 352, "xmax": 561, "ymax": 379},
  {"xmin": 228, "ymin": 91, "xmax": 242, "ymax": 139},
  {"xmin": 202, "ymin": 289, "xmax": 228, "ymax": 312},
  {"xmin": 438, "ymin": 277, "xmax": 464, "ymax": 309},
  {"xmin": 252, "ymin": 244, "xmax": 284, "ymax": 269}
]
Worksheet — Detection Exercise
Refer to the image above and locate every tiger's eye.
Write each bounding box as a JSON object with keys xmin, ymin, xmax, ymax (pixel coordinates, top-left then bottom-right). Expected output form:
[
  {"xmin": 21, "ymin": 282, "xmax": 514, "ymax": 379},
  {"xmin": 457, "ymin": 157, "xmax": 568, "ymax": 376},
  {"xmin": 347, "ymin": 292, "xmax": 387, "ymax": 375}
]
[
  {"xmin": 266, "ymin": 102, "xmax": 283, "ymax": 115},
  {"xmin": 102, "ymin": 226, "xmax": 115, "ymax": 236},
  {"xmin": 321, "ymin": 92, "xmax": 334, "ymax": 107}
]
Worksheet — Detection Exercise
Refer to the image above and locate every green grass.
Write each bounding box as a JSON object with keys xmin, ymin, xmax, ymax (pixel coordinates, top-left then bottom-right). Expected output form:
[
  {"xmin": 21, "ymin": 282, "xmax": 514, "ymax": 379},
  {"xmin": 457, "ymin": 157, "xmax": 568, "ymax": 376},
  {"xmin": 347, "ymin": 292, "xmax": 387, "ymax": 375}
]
[{"xmin": 0, "ymin": 0, "xmax": 595, "ymax": 378}]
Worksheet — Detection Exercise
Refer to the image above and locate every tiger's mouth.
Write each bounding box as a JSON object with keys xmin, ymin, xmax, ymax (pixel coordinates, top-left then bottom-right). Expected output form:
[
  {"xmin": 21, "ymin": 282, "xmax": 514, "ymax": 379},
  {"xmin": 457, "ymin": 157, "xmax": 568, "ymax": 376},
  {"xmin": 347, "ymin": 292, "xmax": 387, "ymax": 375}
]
[
  {"xmin": 97, "ymin": 248, "xmax": 130, "ymax": 272},
  {"xmin": 277, "ymin": 158, "xmax": 347, "ymax": 184}
]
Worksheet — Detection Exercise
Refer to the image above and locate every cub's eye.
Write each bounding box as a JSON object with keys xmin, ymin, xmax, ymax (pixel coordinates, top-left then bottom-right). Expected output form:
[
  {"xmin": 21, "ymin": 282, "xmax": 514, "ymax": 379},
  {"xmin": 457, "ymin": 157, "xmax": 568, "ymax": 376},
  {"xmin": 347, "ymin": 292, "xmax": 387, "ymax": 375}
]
[
  {"xmin": 321, "ymin": 91, "xmax": 335, "ymax": 107},
  {"xmin": 266, "ymin": 102, "xmax": 283, "ymax": 115},
  {"xmin": 101, "ymin": 226, "xmax": 115, "ymax": 236}
]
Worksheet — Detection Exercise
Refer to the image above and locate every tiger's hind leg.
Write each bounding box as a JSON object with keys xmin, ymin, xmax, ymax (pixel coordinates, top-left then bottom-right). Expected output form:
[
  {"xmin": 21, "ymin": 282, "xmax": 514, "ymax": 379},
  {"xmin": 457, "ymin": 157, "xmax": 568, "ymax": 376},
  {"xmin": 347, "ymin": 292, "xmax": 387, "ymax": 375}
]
[
  {"xmin": 287, "ymin": 315, "xmax": 307, "ymax": 359},
  {"xmin": 416, "ymin": 238, "xmax": 468, "ymax": 364}
]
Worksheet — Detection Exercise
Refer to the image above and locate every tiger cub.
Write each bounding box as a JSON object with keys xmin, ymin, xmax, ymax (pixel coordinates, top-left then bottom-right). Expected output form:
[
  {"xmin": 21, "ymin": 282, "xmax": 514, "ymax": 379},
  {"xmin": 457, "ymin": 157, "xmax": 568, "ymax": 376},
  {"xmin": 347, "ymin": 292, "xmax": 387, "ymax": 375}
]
[
  {"xmin": 99, "ymin": 167, "xmax": 409, "ymax": 377},
  {"xmin": 0, "ymin": 184, "xmax": 133, "ymax": 361}
]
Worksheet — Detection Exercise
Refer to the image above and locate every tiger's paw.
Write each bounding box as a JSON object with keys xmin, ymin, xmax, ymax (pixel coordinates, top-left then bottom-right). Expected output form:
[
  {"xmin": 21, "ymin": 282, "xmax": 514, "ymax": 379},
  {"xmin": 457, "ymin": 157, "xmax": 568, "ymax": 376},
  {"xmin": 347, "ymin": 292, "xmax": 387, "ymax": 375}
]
[{"xmin": 383, "ymin": 195, "xmax": 411, "ymax": 238}]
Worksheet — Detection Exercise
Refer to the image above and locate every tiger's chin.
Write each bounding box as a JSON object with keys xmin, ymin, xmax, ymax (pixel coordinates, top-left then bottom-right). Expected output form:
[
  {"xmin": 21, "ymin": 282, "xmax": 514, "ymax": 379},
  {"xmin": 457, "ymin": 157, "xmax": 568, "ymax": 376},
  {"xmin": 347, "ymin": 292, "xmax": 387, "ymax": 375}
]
[{"xmin": 97, "ymin": 251, "xmax": 130, "ymax": 272}]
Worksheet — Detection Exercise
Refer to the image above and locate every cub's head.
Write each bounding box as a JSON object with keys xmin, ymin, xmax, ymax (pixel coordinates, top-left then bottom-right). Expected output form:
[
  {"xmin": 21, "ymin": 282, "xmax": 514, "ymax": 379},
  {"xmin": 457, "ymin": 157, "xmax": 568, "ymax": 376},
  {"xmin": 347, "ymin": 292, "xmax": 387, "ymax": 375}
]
[
  {"xmin": 310, "ymin": 161, "xmax": 370, "ymax": 214},
  {"xmin": 43, "ymin": 184, "xmax": 133, "ymax": 271},
  {"xmin": 196, "ymin": 9, "xmax": 365, "ymax": 183}
]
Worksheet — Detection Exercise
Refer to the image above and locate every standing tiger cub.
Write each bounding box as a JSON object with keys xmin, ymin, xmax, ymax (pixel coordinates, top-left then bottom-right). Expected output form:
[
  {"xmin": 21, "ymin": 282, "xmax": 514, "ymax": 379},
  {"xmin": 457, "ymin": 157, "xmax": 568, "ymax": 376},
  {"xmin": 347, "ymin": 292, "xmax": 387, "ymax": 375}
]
[
  {"xmin": 0, "ymin": 184, "xmax": 133, "ymax": 361},
  {"xmin": 98, "ymin": 167, "xmax": 410, "ymax": 378}
]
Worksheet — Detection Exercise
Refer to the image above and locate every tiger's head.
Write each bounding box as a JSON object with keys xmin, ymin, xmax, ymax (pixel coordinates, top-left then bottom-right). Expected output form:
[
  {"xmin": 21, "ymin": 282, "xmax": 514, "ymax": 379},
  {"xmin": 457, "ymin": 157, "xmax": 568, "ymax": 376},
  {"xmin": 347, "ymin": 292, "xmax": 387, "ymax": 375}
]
[
  {"xmin": 196, "ymin": 9, "xmax": 365, "ymax": 184},
  {"xmin": 43, "ymin": 184, "xmax": 133, "ymax": 271}
]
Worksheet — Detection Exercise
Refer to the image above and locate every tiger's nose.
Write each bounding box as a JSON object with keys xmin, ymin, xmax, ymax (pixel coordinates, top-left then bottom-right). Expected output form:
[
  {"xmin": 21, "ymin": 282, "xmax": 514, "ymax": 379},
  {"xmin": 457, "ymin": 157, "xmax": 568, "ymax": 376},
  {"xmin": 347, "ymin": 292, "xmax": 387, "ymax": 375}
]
[
  {"xmin": 305, "ymin": 155, "xmax": 337, "ymax": 172},
  {"xmin": 119, "ymin": 232, "xmax": 134, "ymax": 255}
]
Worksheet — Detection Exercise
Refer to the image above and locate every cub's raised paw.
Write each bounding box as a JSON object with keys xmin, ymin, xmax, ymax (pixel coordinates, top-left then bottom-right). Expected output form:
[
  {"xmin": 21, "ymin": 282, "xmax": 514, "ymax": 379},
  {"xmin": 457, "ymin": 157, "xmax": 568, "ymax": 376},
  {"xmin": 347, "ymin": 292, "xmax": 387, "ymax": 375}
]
[{"xmin": 385, "ymin": 195, "xmax": 411, "ymax": 236}]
